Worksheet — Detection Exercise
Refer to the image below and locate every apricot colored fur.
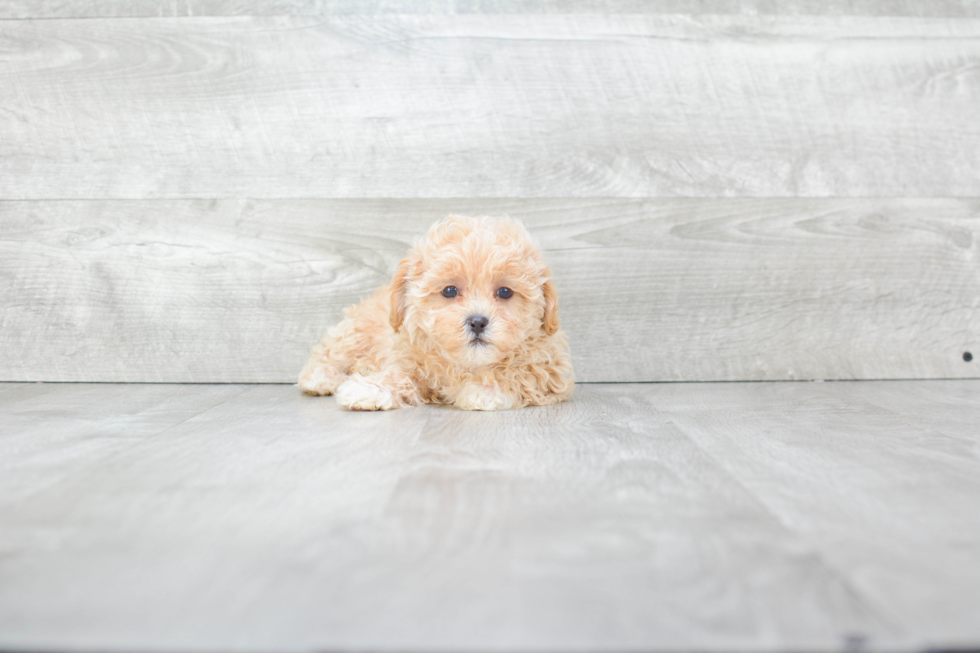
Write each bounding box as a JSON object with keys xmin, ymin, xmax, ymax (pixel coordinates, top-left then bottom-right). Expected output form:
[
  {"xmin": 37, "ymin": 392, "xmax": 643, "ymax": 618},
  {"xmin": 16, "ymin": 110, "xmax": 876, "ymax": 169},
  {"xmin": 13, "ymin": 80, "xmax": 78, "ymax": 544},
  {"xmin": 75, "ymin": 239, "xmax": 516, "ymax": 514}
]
[{"xmin": 298, "ymin": 215, "xmax": 574, "ymax": 411}]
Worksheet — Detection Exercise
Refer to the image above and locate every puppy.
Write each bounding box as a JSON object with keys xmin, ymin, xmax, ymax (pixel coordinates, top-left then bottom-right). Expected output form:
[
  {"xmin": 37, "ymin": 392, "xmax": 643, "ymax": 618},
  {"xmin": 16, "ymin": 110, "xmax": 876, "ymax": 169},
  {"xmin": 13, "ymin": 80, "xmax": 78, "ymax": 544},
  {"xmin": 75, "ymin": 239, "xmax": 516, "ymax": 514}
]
[{"xmin": 298, "ymin": 215, "xmax": 574, "ymax": 411}]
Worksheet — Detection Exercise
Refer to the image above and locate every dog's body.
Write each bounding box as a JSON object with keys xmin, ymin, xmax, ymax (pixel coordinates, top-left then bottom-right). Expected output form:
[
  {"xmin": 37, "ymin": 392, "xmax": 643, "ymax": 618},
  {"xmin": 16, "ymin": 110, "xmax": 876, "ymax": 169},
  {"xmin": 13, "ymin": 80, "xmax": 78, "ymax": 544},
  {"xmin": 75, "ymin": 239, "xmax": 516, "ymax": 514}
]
[{"xmin": 298, "ymin": 216, "xmax": 574, "ymax": 411}]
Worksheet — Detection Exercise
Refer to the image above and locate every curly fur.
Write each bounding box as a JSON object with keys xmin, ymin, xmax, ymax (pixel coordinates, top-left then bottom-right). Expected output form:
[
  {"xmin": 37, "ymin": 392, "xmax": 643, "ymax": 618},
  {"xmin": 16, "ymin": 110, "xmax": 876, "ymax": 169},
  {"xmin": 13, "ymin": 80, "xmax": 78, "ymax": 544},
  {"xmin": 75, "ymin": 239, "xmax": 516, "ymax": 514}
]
[{"xmin": 298, "ymin": 215, "xmax": 574, "ymax": 411}]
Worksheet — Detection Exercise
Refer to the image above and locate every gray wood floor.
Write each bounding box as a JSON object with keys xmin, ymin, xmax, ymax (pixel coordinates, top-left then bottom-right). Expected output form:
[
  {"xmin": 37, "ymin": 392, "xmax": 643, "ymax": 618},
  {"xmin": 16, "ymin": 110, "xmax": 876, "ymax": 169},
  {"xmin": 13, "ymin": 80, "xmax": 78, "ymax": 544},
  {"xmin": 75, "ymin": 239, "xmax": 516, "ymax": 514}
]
[{"xmin": 2, "ymin": 380, "xmax": 978, "ymax": 652}]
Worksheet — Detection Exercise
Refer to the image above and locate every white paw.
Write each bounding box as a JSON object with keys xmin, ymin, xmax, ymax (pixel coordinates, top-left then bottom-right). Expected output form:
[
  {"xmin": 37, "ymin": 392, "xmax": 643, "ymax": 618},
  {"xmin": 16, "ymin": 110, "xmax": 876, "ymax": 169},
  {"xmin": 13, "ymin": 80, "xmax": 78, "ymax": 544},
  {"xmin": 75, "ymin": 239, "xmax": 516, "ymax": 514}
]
[
  {"xmin": 454, "ymin": 384, "xmax": 513, "ymax": 411},
  {"xmin": 335, "ymin": 375, "xmax": 396, "ymax": 411},
  {"xmin": 298, "ymin": 363, "xmax": 345, "ymax": 396}
]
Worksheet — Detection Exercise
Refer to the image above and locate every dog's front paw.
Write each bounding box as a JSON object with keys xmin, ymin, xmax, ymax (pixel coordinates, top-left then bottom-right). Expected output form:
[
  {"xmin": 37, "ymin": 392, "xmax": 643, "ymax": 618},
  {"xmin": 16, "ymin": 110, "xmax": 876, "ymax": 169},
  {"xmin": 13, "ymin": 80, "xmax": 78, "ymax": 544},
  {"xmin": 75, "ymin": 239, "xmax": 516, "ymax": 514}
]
[
  {"xmin": 298, "ymin": 363, "xmax": 346, "ymax": 396},
  {"xmin": 454, "ymin": 384, "xmax": 513, "ymax": 411},
  {"xmin": 335, "ymin": 375, "xmax": 396, "ymax": 411}
]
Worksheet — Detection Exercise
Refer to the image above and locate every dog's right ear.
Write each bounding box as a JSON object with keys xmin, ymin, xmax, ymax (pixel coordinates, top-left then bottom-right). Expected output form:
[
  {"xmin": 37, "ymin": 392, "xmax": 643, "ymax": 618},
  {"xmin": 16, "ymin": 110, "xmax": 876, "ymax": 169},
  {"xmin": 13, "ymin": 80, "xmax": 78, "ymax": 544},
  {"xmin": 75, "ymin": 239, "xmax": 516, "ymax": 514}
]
[{"xmin": 389, "ymin": 256, "xmax": 411, "ymax": 332}]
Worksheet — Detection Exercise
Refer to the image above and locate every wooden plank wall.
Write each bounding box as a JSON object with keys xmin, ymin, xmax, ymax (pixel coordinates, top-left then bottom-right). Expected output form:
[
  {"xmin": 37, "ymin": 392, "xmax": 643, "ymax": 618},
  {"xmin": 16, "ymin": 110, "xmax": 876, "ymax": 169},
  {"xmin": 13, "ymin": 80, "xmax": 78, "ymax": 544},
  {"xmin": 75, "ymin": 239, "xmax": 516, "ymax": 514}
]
[{"xmin": 1, "ymin": 2, "xmax": 978, "ymax": 382}]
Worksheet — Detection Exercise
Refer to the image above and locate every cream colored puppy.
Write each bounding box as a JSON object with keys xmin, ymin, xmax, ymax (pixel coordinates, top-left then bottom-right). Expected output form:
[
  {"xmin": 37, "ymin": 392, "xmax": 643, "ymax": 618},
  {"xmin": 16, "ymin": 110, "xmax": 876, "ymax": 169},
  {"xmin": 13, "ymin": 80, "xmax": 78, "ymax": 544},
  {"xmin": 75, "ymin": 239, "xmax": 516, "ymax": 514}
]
[{"xmin": 299, "ymin": 215, "xmax": 574, "ymax": 411}]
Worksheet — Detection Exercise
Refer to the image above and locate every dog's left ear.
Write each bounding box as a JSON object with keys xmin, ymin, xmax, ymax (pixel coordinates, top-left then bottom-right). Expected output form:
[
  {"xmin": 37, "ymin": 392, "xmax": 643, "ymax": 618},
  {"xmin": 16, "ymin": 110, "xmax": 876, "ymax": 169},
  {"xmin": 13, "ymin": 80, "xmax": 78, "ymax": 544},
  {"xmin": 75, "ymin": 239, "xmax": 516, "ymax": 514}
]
[
  {"xmin": 542, "ymin": 276, "xmax": 560, "ymax": 335},
  {"xmin": 389, "ymin": 256, "xmax": 411, "ymax": 332}
]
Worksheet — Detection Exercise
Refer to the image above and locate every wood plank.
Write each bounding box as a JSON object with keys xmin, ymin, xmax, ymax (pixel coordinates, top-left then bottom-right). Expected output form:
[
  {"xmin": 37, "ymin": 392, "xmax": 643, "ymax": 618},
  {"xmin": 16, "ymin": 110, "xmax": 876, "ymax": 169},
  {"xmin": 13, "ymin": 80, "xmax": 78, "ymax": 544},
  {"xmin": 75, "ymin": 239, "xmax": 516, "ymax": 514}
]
[
  {"xmin": 2, "ymin": 198, "xmax": 977, "ymax": 383},
  {"xmin": 2, "ymin": 15, "xmax": 980, "ymax": 199},
  {"xmin": 0, "ymin": 383, "xmax": 33, "ymax": 396},
  {"xmin": 657, "ymin": 380, "xmax": 980, "ymax": 645},
  {"xmin": 6, "ymin": 381, "xmax": 957, "ymax": 651},
  {"xmin": 0, "ymin": 382, "xmax": 61, "ymax": 405},
  {"xmin": 0, "ymin": 383, "xmax": 249, "ymax": 504},
  {"xmin": 5, "ymin": 0, "xmax": 980, "ymax": 19},
  {"xmin": 818, "ymin": 378, "xmax": 980, "ymax": 436}
]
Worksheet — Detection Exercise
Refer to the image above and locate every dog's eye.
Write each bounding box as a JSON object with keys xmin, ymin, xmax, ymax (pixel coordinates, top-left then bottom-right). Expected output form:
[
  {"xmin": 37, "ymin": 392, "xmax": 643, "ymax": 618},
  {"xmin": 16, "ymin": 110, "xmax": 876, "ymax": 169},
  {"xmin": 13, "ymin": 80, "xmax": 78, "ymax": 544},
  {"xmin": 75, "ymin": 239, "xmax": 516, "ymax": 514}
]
[
  {"xmin": 496, "ymin": 287, "xmax": 513, "ymax": 300},
  {"xmin": 441, "ymin": 286, "xmax": 458, "ymax": 299}
]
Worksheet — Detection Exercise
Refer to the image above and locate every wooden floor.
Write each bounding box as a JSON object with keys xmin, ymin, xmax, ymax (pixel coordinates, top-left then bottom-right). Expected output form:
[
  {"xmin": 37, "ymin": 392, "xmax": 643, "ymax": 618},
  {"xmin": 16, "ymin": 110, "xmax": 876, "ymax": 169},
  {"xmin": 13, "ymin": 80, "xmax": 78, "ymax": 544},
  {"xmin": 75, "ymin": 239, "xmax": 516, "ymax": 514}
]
[{"xmin": 1, "ymin": 380, "xmax": 979, "ymax": 652}]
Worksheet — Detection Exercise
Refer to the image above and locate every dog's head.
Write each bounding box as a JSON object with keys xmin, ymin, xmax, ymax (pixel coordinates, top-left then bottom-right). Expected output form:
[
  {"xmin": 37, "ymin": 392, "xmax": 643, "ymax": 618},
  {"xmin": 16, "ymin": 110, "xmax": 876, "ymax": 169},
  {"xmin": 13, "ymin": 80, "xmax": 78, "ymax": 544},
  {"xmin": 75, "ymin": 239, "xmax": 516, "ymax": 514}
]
[{"xmin": 389, "ymin": 215, "xmax": 560, "ymax": 367}]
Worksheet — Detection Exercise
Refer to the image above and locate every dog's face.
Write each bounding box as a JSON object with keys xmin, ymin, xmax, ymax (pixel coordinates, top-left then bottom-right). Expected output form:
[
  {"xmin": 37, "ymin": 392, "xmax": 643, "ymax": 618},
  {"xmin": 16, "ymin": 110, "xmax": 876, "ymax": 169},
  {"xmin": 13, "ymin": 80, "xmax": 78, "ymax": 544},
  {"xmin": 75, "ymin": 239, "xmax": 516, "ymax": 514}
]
[{"xmin": 390, "ymin": 216, "xmax": 560, "ymax": 367}]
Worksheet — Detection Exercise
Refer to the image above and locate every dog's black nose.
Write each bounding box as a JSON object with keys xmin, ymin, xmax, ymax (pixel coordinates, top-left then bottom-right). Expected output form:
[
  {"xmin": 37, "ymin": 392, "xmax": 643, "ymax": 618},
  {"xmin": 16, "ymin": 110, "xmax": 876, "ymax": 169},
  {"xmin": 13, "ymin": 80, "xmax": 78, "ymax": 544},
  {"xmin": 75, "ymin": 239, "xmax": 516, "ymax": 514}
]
[{"xmin": 466, "ymin": 315, "xmax": 489, "ymax": 335}]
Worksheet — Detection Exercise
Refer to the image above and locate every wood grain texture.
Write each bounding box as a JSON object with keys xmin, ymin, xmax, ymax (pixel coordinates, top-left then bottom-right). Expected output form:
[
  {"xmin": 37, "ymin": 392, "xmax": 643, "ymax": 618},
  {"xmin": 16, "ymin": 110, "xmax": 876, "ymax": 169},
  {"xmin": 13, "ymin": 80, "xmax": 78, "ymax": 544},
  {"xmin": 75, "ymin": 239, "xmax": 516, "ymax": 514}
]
[
  {"xmin": 1, "ymin": 381, "xmax": 979, "ymax": 651},
  {"xmin": 0, "ymin": 382, "xmax": 247, "ymax": 504},
  {"xmin": 2, "ymin": 198, "xmax": 977, "ymax": 383},
  {"xmin": 2, "ymin": 14, "xmax": 980, "ymax": 198},
  {"xmin": 5, "ymin": 0, "xmax": 980, "ymax": 19},
  {"xmin": 654, "ymin": 379, "xmax": 980, "ymax": 644}
]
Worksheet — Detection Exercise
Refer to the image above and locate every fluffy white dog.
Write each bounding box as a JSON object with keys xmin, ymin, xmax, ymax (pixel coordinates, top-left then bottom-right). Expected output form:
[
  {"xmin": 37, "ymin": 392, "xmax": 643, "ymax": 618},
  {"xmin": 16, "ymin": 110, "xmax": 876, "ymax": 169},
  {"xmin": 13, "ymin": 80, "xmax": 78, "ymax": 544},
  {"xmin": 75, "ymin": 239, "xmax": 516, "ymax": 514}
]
[{"xmin": 298, "ymin": 215, "xmax": 574, "ymax": 411}]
